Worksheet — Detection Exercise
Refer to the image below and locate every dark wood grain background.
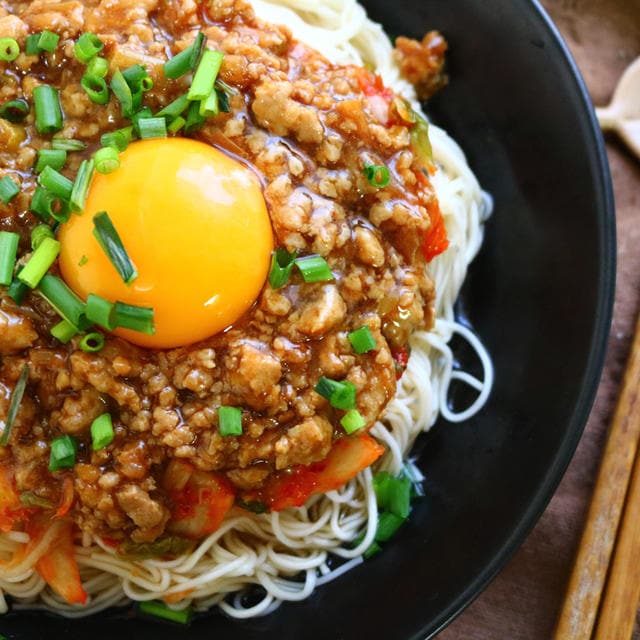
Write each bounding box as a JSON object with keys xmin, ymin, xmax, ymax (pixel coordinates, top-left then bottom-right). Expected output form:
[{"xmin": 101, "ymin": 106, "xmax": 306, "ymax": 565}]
[{"xmin": 438, "ymin": 1, "xmax": 640, "ymax": 637}]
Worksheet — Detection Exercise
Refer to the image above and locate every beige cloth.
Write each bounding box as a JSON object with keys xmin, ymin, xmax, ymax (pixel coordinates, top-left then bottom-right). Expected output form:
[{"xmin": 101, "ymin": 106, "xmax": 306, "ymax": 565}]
[{"xmin": 438, "ymin": 1, "xmax": 640, "ymax": 638}]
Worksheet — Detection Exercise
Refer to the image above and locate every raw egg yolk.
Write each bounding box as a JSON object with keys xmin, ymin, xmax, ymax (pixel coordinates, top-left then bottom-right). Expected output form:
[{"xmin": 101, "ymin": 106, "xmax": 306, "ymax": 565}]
[{"xmin": 58, "ymin": 138, "xmax": 273, "ymax": 349}]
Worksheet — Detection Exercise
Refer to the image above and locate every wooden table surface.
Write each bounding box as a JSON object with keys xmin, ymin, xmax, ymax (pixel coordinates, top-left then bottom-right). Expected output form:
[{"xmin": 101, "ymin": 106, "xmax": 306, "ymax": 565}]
[{"xmin": 438, "ymin": 1, "xmax": 640, "ymax": 638}]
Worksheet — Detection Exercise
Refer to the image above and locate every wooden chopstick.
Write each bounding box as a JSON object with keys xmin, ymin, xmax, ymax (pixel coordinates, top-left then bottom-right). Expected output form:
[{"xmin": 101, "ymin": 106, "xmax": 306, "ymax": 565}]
[
  {"xmin": 592, "ymin": 432, "xmax": 640, "ymax": 639},
  {"xmin": 554, "ymin": 309, "xmax": 640, "ymax": 639}
]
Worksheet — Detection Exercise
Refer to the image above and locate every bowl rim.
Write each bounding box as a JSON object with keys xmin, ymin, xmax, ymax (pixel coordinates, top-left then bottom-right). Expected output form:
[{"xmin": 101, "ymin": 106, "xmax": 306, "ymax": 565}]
[{"xmin": 420, "ymin": 1, "xmax": 616, "ymax": 637}]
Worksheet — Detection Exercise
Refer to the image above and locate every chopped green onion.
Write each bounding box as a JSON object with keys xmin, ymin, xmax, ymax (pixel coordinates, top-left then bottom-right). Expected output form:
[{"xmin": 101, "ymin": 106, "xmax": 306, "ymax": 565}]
[
  {"xmin": 137, "ymin": 116, "xmax": 167, "ymax": 139},
  {"xmin": 131, "ymin": 106, "xmax": 152, "ymax": 133},
  {"xmin": 363, "ymin": 541, "xmax": 382, "ymax": 559},
  {"xmin": 52, "ymin": 137, "xmax": 87, "ymax": 152},
  {"xmin": 101, "ymin": 126, "xmax": 135, "ymax": 151},
  {"xmin": 139, "ymin": 601, "xmax": 192, "ymax": 625},
  {"xmin": 38, "ymin": 273, "xmax": 89, "ymax": 329},
  {"xmin": 0, "ymin": 38, "xmax": 19, "ymax": 62},
  {"xmin": 348, "ymin": 326, "xmax": 377, "ymax": 354},
  {"xmin": 0, "ymin": 365, "xmax": 29, "ymax": 446},
  {"xmin": 18, "ymin": 237, "xmax": 60, "ymax": 288},
  {"xmin": 50, "ymin": 319, "xmax": 78, "ymax": 343},
  {"xmin": 19, "ymin": 492, "xmax": 54, "ymax": 509},
  {"xmin": 80, "ymin": 332, "xmax": 105, "ymax": 353},
  {"xmin": 199, "ymin": 89, "xmax": 219, "ymax": 118},
  {"xmin": 29, "ymin": 187, "xmax": 58, "ymax": 221},
  {"xmin": 373, "ymin": 472, "xmax": 411, "ymax": 519},
  {"xmin": 39, "ymin": 165, "xmax": 73, "ymax": 201},
  {"xmin": 74, "ymin": 32, "xmax": 104, "ymax": 63},
  {"xmin": 93, "ymin": 146, "xmax": 120, "ymax": 174},
  {"xmin": 86, "ymin": 293, "xmax": 115, "ymax": 330},
  {"xmin": 141, "ymin": 76, "xmax": 153, "ymax": 92},
  {"xmin": 0, "ymin": 99, "xmax": 29, "ymax": 123},
  {"xmin": 78, "ymin": 255, "xmax": 88, "ymax": 266},
  {"xmin": 48, "ymin": 435, "xmax": 77, "ymax": 471},
  {"xmin": 81, "ymin": 73, "xmax": 109, "ymax": 105},
  {"xmin": 70, "ymin": 158, "xmax": 94, "ymax": 212},
  {"xmin": 340, "ymin": 409, "xmax": 366, "ymax": 434},
  {"xmin": 374, "ymin": 511, "xmax": 406, "ymax": 542},
  {"xmin": 30, "ymin": 224, "xmax": 54, "ymax": 250},
  {"xmin": 121, "ymin": 64, "xmax": 147, "ymax": 89},
  {"xmin": 294, "ymin": 254, "xmax": 334, "ymax": 283},
  {"xmin": 215, "ymin": 87, "xmax": 231, "ymax": 113},
  {"xmin": 91, "ymin": 413, "xmax": 113, "ymax": 449},
  {"xmin": 7, "ymin": 275, "xmax": 28, "ymax": 304},
  {"xmin": 410, "ymin": 115, "xmax": 433, "ymax": 167},
  {"xmin": 268, "ymin": 248, "xmax": 296, "ymax": 289},
  {"xmin": 187, "ymin": 49, "xmax": 224, "ymax": 101},
  {"xmin": 0, "ymin": 231, "xmax": 19, "ymax": 286},
  {"xmin": 33, "ymin": 85, "xmax": 63, "ymax": 135},
  {"xmin": 112, "ymin": 301, "xmax": 154, "ymax": 335},
  {"xmin": 93, "ymin": 211, "xmax": 138, "ymax": 285},
  {"xmin": 35, "ymin": 148, "xmax": 67, "ymax": 174},
  {"xmin": 218, "ymin": 406, "xmax": 242, "ymax": 436},
  {"xmin": 314, "ymin": 377, "xmax": 357, "ymax": 410},
  {"xmin": 167, "ymin": 116, "xmax": 185, "ymax": 135},
  {"xmin": 0, "ymin": 175, "xmax": 19, "ymax": 204},
  {"xmin": 184, "ymin": 100, "xmax": 205, "ymax": 133},
  {"xmin": 86, "ymin": 55, "xmax": 109, "ymax": 78},
  {"xmin": 363, "ymin": 164, "xmax": 390, "ymax": 188},
  {"xmin": 35, "ymin": 30, "xmax": 59, "ymax": 53},
  {"xmin": 156, "ymin": 94, "xmax": 189, "ymax": 121},
  {"xmin": 110, "ymin": 68, "xmax": 134, "ymax": 118},
  {"xmin": 25, "ymin": 34, "xmax": 40, "ymax": 56},
  {"xmin": 164, "ymin": 32, "xmax": 206, "ymax": 80}
]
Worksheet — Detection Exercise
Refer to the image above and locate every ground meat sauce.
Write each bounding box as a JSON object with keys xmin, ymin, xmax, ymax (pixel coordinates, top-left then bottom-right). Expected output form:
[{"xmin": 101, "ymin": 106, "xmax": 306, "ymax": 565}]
[{"xmin": 0, "ymin": 0, "xmax": 445, "ymax": 546}]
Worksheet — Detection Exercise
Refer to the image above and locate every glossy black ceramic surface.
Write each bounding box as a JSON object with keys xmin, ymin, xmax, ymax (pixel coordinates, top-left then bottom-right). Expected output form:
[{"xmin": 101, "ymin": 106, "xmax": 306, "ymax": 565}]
[{"xmin": 0, "ymin": 1, "xmax": 614, "ymax": 638}]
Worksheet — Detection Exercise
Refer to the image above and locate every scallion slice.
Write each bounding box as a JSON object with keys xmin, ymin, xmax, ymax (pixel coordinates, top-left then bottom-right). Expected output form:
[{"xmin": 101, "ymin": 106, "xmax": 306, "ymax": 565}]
[
  {"xmin": 101, "ymin": 126, "xmax": 135, "ymax": 152},
  {"xmin": 35, "ymin": 148, "xmax": 67, "ymax": 174},
  {"xmin": 30, "ymin": 188, "xmax": 70, "ymax": 223},
  {"xmin": 268, "ymin": 248, "xmax": 296, "ymax": 289},
  {"xmin": 81, "ymin": 73, "xmax": 110, "ymax": 105},
  {"xmin": 93, "ymin": 146, "xmax": 120, "ymax": 174},
  {"xmin": 218, "ymin": 406, "xmax": 242, "ymax": 436},
  {"xmin": 314, "ymin": 377, "xmax": 357, "ymax": 410},
  {"xmin": 70, "ymin": 158, "xmax": 95, "ymax": 212},
  {"xmin": 121, "ymin": 64, "xmax": 147, "ymax": 89},
  {"xmin": 112, "ymin": 301, "xmax": 154, "ymax": 335},
  {"xmin": 91, "ymin": 413, "xmax": 114, "ymax": 449},
  {"xmin": 0, "ymin": 365, "xmax": 29, "ymax": 446},
  {"xmin": 93, "ymin": 211, "xmax": 138, "ymax": 285},
  {"xmin": 0, "ymin": 38, "xmax": 19, "ymax": 62},
  {"xmin": 80, "ymin": 332, "xmax": 105, "ymax": 353},
  {"xmin": 184, "ymin": 100, "xmax": 205, "ymax": 134},
  {"xmin": 7, "ymin": 275, "xmax": 28, "ymax": 305},
  {"xmin": 38, "ymin": 165, "xmax": 73, "ymax": 200},
  {"xmin": 17, "ymin": 237, "xmax": 60, "ymax": 288},
  {"xmin": 0, "ymin": 99, "xmax": 29, "ymax": 123},
  {"xmin": 50, "ymin": 319, "xmax": 78, "ymax": 344},
  {"xmin": 137, "ymin": 116, "xmax": 167, "ymax": 140},
  {"xmin": 86, "ymin": 293, "xmax": 115, "ymax": 330},
  {"xmin": 215, "ymin": 87, "xmax": 231, "ymax": 113},
  {"xmin": 163, "ymin": 32, "xmax": 206, "ymax": 80},
  {"xmin": 52, "ymin": 137, "xmax": 87, "ymax": 152},
  {"xmin": 30, "ymin": 224, "xmax": 54, "ymax": 250},
  {"xmin": 33, "ymin": 85, "xmax": 63, "ymax": 135},
  {"xmin": 294, "ymin": 255, "xmax": 334, "ymax": 283},
  {"xmin": 110, "ymin": 69, "xmax": 134, "ymax": 118},
  {"xmin": 156, "ymin": 94, "xmax": 190, "ymax": 121},
  {"xmin": 348, "ymin": 326, "xmax": 377, "ymax": 354},
  {"xmin": 131, "ymin": 106, "xmax": 152, "ymax": 134},
  {"xmin": 138, "ymin": 601, "xmax": 192, "ymax": 625},
  {"xmin": 187, "ymin": 49, "xmax": 224, "ymax": 102},
  {"xmin": 74, "ymin": 32, "xmax": 104, "ymax": 63},
  {"xmin": 167, "ymin": 116, "xmax": 185, "ymax": 135},
  {"xmin": 25, "ymin": 34, "xmax": 40, "ymax": 56},
  {"xmin": 0, "ymin": 176, "xmax": 19, "ymax": 204},
  {"xmin": 363, "ymin": 164, "xmax": 390, "ymax": 188},
  {"xmin": 199, "ymin": 89, "xmax": 219, "ymax": 118},
  {"xmin": 38, "ymin": 273, "xmax": 89, "ymax": 329},
  {"xmin": 86, "ymin": 55, "xmax": 109, "ymax": 79},
  {"xmin": 48, "ymin": 435, "xmax": 77, "ymax": 471},
  {"xmin": 340, "ymin": 409, "xmax": 366, "ymax": 435},
  {"xmin": 374, "ymin": 511, "xmax": 406, "ymax": 543},
  {"xmin": 35, "ymin": 30, "xmax": 59, "ymax": 53},
  {"xmin": 373, "ymin": 472, "xmax": 412, "ymax": 519},
  {"xmin": 0, "ymin": 231, "xmax": 19, "ymax": 286}
]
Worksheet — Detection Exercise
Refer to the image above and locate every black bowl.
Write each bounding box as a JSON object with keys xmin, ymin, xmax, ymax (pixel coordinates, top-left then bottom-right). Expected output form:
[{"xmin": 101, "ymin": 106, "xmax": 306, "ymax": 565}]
[{"xmin": 0, "ymin": 0, "xmax": 614, "ymax": 638}]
